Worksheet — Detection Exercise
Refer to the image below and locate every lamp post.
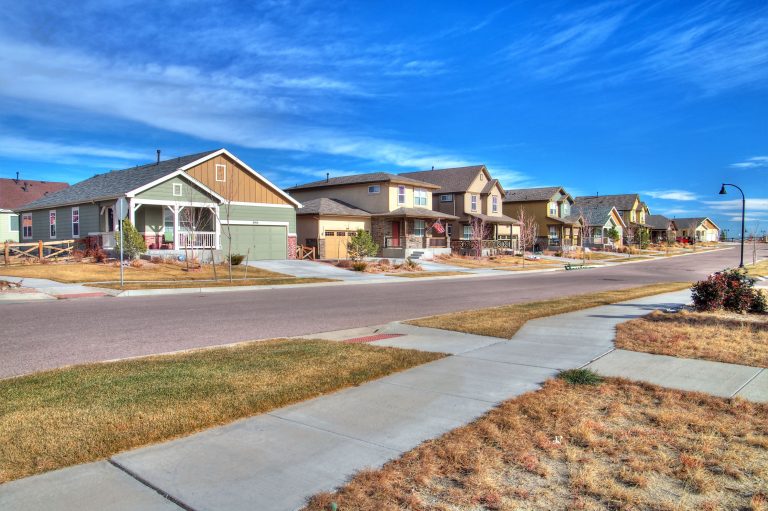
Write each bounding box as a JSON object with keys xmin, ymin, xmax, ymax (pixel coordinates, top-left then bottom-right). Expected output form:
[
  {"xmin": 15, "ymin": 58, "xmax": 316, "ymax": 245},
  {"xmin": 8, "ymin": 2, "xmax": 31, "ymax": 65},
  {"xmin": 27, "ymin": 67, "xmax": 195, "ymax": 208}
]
[{"xmin": 719, "ymin": 183, "xmax": 745, "ymax": 268}]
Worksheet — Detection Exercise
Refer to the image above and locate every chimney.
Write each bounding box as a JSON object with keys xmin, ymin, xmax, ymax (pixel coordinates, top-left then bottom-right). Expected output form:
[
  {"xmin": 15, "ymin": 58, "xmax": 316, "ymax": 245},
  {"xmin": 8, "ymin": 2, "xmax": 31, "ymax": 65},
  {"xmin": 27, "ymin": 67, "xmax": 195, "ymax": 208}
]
[
  {"xmin": 14, "ymin": 171, "xmax": 19, "ymax": 183},
  {"xmin": 326, "ymin": 172, "xmax": 329, "ymax": 183},
  {"xmin": 431, "ymin": 166, "xmax": 434, "ymax": 171},
  {"xmin": 156, "ymin": 149, "xmax": 161, "ymax": 164}
]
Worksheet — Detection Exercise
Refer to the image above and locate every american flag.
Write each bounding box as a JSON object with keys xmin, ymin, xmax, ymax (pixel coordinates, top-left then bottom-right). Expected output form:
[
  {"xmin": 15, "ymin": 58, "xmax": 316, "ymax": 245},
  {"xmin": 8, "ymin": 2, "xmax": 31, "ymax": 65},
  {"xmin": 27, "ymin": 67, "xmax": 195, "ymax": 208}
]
[{"xmin": 431, "ymin": 220, "xmax": 445, "ymax": 234}]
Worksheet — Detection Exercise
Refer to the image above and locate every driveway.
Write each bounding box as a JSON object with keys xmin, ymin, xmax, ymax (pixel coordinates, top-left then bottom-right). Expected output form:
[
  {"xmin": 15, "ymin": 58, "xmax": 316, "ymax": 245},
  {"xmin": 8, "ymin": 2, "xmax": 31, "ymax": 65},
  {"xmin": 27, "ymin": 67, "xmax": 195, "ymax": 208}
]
[{"xmin": 246, "ymin": 259, "xmax": 393, "ymax": 281}]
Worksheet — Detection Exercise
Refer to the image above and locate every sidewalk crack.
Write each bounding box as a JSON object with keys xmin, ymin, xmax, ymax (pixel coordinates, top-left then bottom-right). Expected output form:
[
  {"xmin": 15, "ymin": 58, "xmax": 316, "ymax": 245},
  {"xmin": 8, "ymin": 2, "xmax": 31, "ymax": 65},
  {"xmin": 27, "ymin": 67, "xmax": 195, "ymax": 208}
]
[{"xmin": 108, "ymin": 459, "xmax": 196, "ymax": 511}]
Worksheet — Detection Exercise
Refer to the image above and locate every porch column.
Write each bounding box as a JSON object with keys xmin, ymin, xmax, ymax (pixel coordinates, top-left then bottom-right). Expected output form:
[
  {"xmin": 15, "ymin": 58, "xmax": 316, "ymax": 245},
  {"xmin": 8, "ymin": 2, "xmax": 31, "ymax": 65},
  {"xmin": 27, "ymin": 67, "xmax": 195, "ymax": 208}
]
[
  {"xmin": 128, "ymin": 198, "xmax": 135, "ymax": 225},
  {"xmin": 212, "ymin": 205, "xmax": 221, "ymax": 250},
  {"xmin": 173, "ymin": 205, "xmax": 180, "ymax": 248}
]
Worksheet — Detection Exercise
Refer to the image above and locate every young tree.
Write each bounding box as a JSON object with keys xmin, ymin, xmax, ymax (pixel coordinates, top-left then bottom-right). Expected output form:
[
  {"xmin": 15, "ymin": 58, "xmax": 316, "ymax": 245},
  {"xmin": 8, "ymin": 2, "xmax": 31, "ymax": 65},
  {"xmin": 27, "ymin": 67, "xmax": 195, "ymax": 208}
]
[
  {"xmin": 178, "ymin": 206, "xmax": 214, "ymax": 271},
  {"xmin": 516, "ymin": 207, "xmax": 539, "ymax": 266},
  {"xmin": 114, "ymin": 218, "xmax": 147, "ymax": 260},
  {"xmin": 347, "ymin": 229, "xmax": 379, "ymax": 261},
  {"xmin": 469, "ymin": 216, "xmax": 488, "ymax": 258}
]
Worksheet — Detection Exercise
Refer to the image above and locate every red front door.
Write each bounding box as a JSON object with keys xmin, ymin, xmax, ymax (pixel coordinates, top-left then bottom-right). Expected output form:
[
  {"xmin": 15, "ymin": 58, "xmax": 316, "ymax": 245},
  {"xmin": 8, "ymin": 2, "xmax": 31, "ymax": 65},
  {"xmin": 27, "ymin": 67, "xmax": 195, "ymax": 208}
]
[{"xmin": 391, "ymin": 221, "xmax": 400, "ymax": 247}]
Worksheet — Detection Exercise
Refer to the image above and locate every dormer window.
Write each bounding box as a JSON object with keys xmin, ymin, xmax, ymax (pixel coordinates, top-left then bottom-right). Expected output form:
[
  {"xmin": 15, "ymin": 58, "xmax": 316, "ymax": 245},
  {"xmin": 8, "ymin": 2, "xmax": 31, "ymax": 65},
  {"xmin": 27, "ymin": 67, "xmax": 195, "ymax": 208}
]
[
  {"xmin": 561, "ymin": 202, "xmax": 570, "ymax": 216},
  {"xmin": 549, "ymin": 202, "xmax": 558, "ymax": 216},
  {"xmin": 471, "ymin": 195, "xmax": 478, "ymax": 211},
  {"xmin": 492, "ymin": 195, "xmax": 498, "ymax": 213}
]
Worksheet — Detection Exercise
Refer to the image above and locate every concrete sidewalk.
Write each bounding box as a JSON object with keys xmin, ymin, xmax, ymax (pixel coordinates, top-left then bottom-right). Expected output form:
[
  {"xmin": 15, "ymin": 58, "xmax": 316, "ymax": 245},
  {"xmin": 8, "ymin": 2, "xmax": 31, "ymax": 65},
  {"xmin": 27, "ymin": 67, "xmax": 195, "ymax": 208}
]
[
  {"xmin": 0, "ymin": 276, "xmax": 110, "ymax": 300},
  {"xmin": 2, "ymin": 288, "xmax": 766, "ymax": 511}
]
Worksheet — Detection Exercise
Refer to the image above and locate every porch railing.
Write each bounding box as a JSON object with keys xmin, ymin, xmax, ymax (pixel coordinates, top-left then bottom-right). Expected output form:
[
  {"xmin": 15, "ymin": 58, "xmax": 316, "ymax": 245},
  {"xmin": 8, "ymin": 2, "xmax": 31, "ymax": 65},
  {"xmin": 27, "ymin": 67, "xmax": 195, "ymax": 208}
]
[
  {"xmin": 178, "ymin": 231, "xmax": 217, "ymax": 248},
  {"xmin": 384, "ymin": 236, "xmax": 405, "ymax": 248},
  {"xmin": 428, "ymin": 237, "xmax": 447, "ymax": 248},
  {"xmin": 451, "ymin": 238, "xmax": 518, "ymax": 252}
]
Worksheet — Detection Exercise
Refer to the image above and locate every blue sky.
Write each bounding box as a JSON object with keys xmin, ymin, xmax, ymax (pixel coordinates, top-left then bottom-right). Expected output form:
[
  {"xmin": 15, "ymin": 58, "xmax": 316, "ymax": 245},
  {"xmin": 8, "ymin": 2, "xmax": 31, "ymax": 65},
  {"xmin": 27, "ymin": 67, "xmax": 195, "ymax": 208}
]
[{"xmin": 0, "ymin": 0, "xmax": 766, "ymax": 235}]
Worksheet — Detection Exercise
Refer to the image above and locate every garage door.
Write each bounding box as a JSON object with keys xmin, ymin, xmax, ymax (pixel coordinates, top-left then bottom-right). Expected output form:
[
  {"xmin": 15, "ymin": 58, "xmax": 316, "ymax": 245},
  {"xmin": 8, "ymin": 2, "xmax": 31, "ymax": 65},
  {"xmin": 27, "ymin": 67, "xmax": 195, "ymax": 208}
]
[
  {"xmin": 324, "ymin": 230, "xmax": 354, "ymax": 259},
  {"xmin": 224, "ymin": 225, "xmax": 287, "ymax": 260}
]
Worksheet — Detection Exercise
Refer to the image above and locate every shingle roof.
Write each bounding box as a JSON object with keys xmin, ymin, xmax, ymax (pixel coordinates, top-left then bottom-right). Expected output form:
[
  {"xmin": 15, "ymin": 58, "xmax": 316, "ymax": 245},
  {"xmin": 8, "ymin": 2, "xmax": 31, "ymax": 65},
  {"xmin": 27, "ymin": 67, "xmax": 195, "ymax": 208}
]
[
  {"xmin": 574, "ymin": 194, "xmax": 640, "ymax": 211},
  {"xmin": 371, "ymin": 207, "xmax": 459, "ymax": 220},
  {"xmin": 673, "ymin": 217, "xmax": 710, "ymax": 229},
  {"xmin": 646, "ymin": 214, "xmax": 673, "ymax": 230},
  {"xmin": 464, "ymin": 212, "xmax": 520, "ymax": 225},
  {"xmin": 572, "ymin": 200, "xmax": 619, "ymax": 227},
  {"xmin": 286, "ymin": 172, "xmax": 439, "ymax": 192},
  {"xmin": 503, "ymin": 186, "xmax": 566, "ymax": 202},
  {"xmin": 18, "ymin": 150, "xmax": 218, "ymax": 211},
  {"xmin": 0, "ymin": 178, "xmax": 69, "ymax": 210},
  {"xmin": 297, "ymin": 198, "xmax": 370, "ymax": 217},
  {"xmin": 398, "ymin": 165, "xmax": 486, "ymax": 194},
  {"xmin": 480, "ymin": 178, "xmax": 502, "ymax": 195}
]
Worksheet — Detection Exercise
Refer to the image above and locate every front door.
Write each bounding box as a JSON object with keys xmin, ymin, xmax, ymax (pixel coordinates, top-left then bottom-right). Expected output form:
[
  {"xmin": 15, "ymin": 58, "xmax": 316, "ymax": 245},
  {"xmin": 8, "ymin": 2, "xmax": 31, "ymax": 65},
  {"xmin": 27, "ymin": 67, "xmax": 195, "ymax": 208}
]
[{"xmin": 391, "ymin": 221, "xmax": 400, "ymax": 247}]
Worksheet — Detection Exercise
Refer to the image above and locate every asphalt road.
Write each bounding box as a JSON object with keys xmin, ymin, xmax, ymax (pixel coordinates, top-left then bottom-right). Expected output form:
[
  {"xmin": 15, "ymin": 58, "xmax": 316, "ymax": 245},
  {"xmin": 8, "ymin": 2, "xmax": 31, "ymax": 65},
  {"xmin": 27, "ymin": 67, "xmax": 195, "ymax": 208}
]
[{"xmin": 0, "ymin": 246, "xmax": 758, "ymax": 378}]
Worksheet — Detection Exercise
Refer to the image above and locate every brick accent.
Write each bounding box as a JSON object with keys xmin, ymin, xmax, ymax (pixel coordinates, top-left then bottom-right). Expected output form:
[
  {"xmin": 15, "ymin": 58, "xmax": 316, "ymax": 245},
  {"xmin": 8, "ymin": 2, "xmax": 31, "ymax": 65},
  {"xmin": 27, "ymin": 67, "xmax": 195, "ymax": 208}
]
[{"xmin": 287, "ymin": 234, "xmax": 297, "ymax": 259}]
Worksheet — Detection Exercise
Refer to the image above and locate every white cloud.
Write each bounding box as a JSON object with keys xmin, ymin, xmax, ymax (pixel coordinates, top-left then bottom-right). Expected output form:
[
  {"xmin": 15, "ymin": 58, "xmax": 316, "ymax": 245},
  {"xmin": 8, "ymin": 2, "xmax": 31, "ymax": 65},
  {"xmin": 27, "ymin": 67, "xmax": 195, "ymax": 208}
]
[
  {"xmin": 703, "ymin": 198, "xmax": 768, "ymax": 213},
  {"xmin": 643, "ymin": 189, "xmax": 698, "ymax": 201},
  {"xmin": 730, "ymin": 156, "xmax": 768, "ymax": 169},
  {"xmin": 0, "ymin": 135, "xmax": 146, "ymax": 166}
]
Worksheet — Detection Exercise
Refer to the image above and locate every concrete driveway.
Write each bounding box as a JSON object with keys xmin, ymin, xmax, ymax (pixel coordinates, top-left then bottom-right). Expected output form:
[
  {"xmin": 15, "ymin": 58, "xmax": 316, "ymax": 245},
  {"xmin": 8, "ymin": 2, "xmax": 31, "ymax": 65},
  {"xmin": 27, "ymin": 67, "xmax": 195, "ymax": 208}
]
[{"xmin": 247, "ymin": 259, "xmax": 393, "ymax": 281}]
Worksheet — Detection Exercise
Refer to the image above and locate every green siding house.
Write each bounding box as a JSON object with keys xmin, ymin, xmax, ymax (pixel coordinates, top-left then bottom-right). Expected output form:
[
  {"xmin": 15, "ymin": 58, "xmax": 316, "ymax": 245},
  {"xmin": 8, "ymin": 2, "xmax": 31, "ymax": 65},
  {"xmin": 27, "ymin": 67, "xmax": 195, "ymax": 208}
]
[
  {"xmin": 16, "ymin": 149, "xmax": 301, "ymax": 261},
  {"xmin": 0, "ymin": 176, "xmax": 69, "ymax": 242}
]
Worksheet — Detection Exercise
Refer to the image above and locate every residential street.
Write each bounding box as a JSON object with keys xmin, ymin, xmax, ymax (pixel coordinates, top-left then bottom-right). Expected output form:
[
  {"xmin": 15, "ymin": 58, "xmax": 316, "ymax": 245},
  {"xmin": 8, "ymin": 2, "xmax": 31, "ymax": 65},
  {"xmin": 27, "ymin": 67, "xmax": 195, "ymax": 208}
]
[{"xmin": 0, "ymin": 246, "xmax": 760, "ymax": 378}]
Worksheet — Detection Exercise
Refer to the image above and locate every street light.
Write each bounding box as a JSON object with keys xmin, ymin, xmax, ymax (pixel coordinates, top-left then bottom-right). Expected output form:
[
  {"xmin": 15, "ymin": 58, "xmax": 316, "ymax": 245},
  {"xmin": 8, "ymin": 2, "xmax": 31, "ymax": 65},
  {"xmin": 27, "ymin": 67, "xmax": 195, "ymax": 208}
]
[{"xmin": 719, "ymin": 183, "xmax": 745, "ymax": 268}]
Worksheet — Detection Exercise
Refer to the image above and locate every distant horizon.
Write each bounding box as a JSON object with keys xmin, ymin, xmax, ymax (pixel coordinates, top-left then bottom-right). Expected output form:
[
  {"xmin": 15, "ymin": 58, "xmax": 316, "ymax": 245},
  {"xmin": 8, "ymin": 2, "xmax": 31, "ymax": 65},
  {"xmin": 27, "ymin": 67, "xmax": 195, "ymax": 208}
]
[{"xmin": 0, "ymin": 1, "xmax": 765, "ymax": 235}]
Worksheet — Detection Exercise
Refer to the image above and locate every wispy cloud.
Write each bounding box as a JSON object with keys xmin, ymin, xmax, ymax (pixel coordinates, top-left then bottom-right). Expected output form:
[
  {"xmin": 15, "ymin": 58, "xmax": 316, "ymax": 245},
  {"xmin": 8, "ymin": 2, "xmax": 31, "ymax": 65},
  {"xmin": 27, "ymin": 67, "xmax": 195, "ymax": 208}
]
[
  {"xmin": 703, "ymin": 198, "xmax": 768, "ymax": 213},
  {"xmin": 730, "ymin": 156, "xmax": 768, "ymax": 169},
  {"xmin": 643, "ymin": 189, "xmax": 698, "ymax": 201},
  {"xmin": 0, "ymin": 135, "xmax": 146, "ymax": 167}
]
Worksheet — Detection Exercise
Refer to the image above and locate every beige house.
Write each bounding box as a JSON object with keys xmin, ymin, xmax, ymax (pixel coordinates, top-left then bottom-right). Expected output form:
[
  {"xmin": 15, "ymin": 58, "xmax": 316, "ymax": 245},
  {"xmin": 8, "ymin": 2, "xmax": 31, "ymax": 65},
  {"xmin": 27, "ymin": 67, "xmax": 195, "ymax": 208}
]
[
  {"xmin": 503, "ymin": 187, "xmax": 582, "ymax": 250},
  {"xmin": 675, "ymin": 217, "xmax": 720, "ymax": 242},
  {"xmin": 287, "ymin": 173, "xmax": 458, "ymax": 259},
  {"xmin": 574, "ymin": 194, "xmax": 650, "ymax": 244},
  {"xmin": 571, "ymin": 199, "xmax": 626, "ymax": 248},
  {"xmin": 399, "ymin": 165, "xmax": 520, "ymax": 254}
]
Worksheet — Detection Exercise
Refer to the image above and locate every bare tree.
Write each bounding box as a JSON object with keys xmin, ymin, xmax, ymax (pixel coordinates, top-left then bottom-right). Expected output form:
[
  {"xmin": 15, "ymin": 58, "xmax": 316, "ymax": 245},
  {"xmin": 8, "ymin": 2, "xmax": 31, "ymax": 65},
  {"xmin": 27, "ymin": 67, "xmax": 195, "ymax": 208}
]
[
  {"xmin": 748, "ymin": 221, "xmax": 761, "ymax": 265},
  {"xmin": 469, "ymin": 216, "xmax": 489, "ymax": 259},
  {"xmin": 178, "ymin": 205, "xmax": 213, "ymax": 272},
  {"xmin": 516, "ymin": 206, "xmax": 538, "ymax": 267},
  {"xmin": 575, "ymin": 206, "xmax": 597, "ymax": 264}
]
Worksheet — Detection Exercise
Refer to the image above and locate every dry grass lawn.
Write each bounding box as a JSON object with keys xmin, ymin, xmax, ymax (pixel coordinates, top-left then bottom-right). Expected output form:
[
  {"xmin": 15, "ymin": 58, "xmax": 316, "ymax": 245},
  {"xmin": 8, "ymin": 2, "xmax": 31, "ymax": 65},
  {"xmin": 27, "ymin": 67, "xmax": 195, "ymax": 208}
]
[
  {"xmin": 0, "ymin": 261, "xmax": 284, "ymax": 283},
  {"xmin": 433, "ymin": 255, "xmax": 560, "ymax": 270},
  {"xmin": 408, "ymin": 282, "xmax": 691, "ymax": 338},
  {"xmin": 305, "ymin": 378, "xmax": 768, "ymax": 511},
  {"xmin": 0, "ymin": 339, "xmax": 442, "ymax": 483},
  {"xmin": 92, "ymin": 276, "xmax": 335, "ymax": 290},
  {"xmin": 616, "ymin": 309, "xmax": 768, "ymax": 367},
  {"xmin": 746, "ymin": 258, "xmax": 768, "ymax": 277}
]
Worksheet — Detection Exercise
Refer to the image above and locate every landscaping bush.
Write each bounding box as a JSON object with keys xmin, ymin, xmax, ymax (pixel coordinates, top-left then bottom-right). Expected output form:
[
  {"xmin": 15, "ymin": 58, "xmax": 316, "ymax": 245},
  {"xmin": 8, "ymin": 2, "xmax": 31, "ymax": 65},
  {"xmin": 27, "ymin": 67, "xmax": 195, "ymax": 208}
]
[
  {"xmin": 228, "ymin": 254, "xmax": 245, "ymax": 266},
  {"xmin": 691, "ymin": 268, "xmax": 766, "ymax": 313},
  {"xmin": 402, "ymin": 258, "xmax": 422, "ymax": 271},
  {"xmin": 113, "ymin": 219, "xmax": 147, "ymax": 260},
  {"xmin": 351, "ymin": 261, "xmax": 368, "ymax": 271},
  {"xmin": 336, "ymin": 260, "xmax": 353, "ymax": 269},
  {"xmin": 347, "ymin": 230, "xmax": 379, "ymax": 261},
  {"xmin": 85, "ymin": 247, "xmax": 108, "ymax": 263},
  {"xmin": 379, "ymin": 258, "xmax": 391, "ymax": 267},
  {"xmin": 558, "ymin": 368, "xmax": 603, "ymax": 385}
]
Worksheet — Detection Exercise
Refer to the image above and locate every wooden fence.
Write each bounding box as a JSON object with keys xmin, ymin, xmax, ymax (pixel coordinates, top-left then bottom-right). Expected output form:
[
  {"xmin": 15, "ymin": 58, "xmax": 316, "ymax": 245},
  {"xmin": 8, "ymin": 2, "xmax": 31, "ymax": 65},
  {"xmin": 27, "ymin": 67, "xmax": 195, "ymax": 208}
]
[
  {"xmin": 3, "ymin": 239, "xmax": 79, "ymax": 265},
  {"xmin": 296, "ymin": 245, "xmax": 316, "ymax": 260}
]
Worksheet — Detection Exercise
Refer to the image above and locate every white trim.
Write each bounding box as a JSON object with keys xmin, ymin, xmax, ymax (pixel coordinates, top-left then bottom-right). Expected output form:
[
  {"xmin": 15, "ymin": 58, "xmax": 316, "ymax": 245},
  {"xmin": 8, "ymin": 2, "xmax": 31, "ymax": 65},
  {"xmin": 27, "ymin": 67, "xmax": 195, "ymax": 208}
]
[
  {"xmin": 368, "ymin": 184, "xmax": 381, "ymax": 195},
  {"xmin": 71, "ymin": 206, "xmax": 80, "ymax": 238},
  {"xmin": 215, "ymin": 163, "xmax": 226, "ymax": 183},
  {"xmin": 125, "ymin": 169, "xmax": 226, "ymax": 202},
  {"xmin": 49, "ymin": 209, "xmax": 57, "ymax": 239},
  {"xmin": 133, "ymin": 198, "xmax": 218, "ymax": 208},
  {"xmin": 172, "ymin": 183, "xmax": 183, "ymax": 197},
  {"xmin": 227, "ymin": 201, "xmax": 295, "ymax": 208},
  {"xmin": 21, "ymin": 213, "xmax": 32, "ymax": 240},
  {"xmin": 177, "ymin": 148, "xmax": 302, "ymax": 208},
  {"xmin": 220, "ymin": 220, "xmax": 290, "ymax": 227}
]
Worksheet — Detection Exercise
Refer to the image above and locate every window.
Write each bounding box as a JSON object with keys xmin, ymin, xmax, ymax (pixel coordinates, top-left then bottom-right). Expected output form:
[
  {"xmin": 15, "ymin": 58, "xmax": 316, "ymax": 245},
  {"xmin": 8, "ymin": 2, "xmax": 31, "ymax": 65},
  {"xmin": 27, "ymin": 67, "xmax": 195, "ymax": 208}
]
[
  {"xmin": 368, "ymin": 185, "xmax": 380, "ymax": 194},
  {"xmin": 397, "ymin": 185, "xmax": 406, "ymax": 205},
  {"xmin": 440, "ymin": 194, "xmax": 453, "ymax": 202},
  {"xmin": 463, "ymin": 225, "xmax": 472, "ymax": 239},
  {"xmin": 9, "ymin": 214, "xmax": 19, "ymax": 232},
  {"xmin": 163, "ymin": 208, "xmax": 174, "ymax": 242},
  {"xmin": 325, "ymin": 231, "xmax": 336, "ymax": 236},
  {"xmin": 414, "ymin": 188, "xmax": 427, "ymax": 206},
  {"xmin": 548, "ymin": 225, "xmax": 558, "ymax": 239},
  {"xmin": 71, "ymin": 207, "xmax": 80, "ymax": 238},
  {"xmin": 49, "ymin": 210, "xmax": 57, "ymax": 239},
  {"xmin": 215, "ymin": 164, "xmax": 226, "ymax": 182},
  {"xmin": 446, "ymin": 223, "xmax": 453, "ymax": 237},
  {"xmin": 414, "ymin": 219, "xmax": 426, "ymax": 236},
  {"xmin": 492, "ymin": 195, "xmax": 498, "ymax": 213},
  {"xmin": 470, "ymin": 195, "xmax": 478, "ymax": 211},
  {"xmin": 630, "ymin": 210, "xmax": 636, "ymax": 222},
  {"xmin": 561, "ymin": 203, "xmax": 570, "ymax": 216},
  {"xmin": 549, "ymin": 202, "xmax": 558, "ymax": 216},
  {"xmin": 173, "ymin": 183, "xmax": 183, "ymax": 196},
  {"xmin": 21, "ymin": 214, "xmax": 32, "ymax": 239}
]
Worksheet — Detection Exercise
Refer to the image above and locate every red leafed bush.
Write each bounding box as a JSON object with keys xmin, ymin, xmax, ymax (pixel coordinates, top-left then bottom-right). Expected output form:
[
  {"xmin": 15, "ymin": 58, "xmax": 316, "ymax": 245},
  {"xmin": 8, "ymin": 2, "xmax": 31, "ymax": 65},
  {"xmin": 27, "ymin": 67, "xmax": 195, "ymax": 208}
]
[{"xmin": 691, "ymin": 269, "xmax": 766, "ymax": 313}]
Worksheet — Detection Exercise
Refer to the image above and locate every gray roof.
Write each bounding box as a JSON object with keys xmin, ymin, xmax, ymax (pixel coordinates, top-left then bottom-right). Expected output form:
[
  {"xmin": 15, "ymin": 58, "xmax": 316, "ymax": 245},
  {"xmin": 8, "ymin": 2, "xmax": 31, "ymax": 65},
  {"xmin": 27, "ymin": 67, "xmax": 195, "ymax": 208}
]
[
  {"xmin": 572, "ymin": 200, "xmax": 618, "ymax": 227},
  {"xmin": 646, "ymin": 214, "xmax": 673, "ymax": 230},
  {"xmin": 399, "ymin": 165, "xmax": 487, "ymax": 194},
  {"xmin": 504, "ymin": 186, "xmax": 567, "ymax": 203},
  {"xmin": 18, "ymin": 150, "xmax": 217, "ymax": 211},
  {"xmin": 574, "ymin": 194, "xmax": 640, "ymax": 211},
  {"xmin": 463, "ymin": 212, "xmax": 520, "ymax": 225},
  {"xmin": 371, "ymin": 207, "xmax": 459, "ymax": 220},
  {"xmin": 297, "ymin": 198, "xmax": 370, "ymax": 217},
  {"xmin": 673, "ymin": 217, "xmax": 718, "ymax": 230},
  {"xmin": 286, "ymin": 172, "xmax": 439, "ymax": 192}
]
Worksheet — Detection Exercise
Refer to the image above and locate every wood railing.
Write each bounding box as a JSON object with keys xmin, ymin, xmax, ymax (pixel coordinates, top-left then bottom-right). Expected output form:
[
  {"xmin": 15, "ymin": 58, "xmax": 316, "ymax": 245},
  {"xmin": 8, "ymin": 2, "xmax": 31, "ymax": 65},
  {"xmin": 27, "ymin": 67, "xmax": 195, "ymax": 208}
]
[
  {"xmin": 297, "ymin": 245, "xmax": 316, "ymax": 260},
  {"xmin": 428, "ymin": 237, "xmax": 448, "ymax": 247},
  {"xmin": 3, "ymin": 239, "xmax": 78, "ymax": 264}
]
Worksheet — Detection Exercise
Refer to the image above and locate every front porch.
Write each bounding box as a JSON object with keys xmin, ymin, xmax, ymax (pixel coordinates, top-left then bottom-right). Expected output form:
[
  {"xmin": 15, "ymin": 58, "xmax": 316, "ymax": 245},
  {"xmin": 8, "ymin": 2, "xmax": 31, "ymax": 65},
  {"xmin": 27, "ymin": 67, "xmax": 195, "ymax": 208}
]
[{"xmin": 372, "ymin": 209, "xmax": 458, "ymax": 260}]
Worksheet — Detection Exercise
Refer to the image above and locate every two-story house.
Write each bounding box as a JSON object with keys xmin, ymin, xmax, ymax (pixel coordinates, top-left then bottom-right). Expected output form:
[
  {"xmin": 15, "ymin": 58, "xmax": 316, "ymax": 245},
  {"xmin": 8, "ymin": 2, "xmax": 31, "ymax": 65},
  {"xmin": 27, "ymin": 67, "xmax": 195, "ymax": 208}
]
[
  {"xmin": 286, "ymin": 173, "xmax": 458, "ymax": 259},
  {"xmin": 503, "ymin": 187, "xmax": 582, "ymax": 250},
  {"xmin": 398, "ymin": 165, "xmax": 520, "ymax": 254},
  {"xmin": 573, "ymin": 194, "xmax": 650, "ymax": 244}
]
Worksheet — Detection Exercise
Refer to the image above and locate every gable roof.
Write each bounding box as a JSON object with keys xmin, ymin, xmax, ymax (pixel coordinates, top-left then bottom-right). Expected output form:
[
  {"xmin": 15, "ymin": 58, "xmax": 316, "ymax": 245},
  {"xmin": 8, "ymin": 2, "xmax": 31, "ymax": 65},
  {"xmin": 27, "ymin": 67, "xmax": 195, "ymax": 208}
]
[
  {"xmin": 0, "ymin": 177, "xmax": 69, "ymax": 210},
  {"xmin": 286, "ymin": 172, "xmax": 439, "ymax": 192},
  {"xmin": 297, "ymin": 198, "xmax": 370, "ymax": 217},
  {"xmin": 646, "ymin": 214, "xmax": 673, "ymax": 230},
  {"xmin": 572, "ymin": 200, "xmax": 626, "ymax": 228},
  {"xmin": 574, "ymin": 194, "xmax": 640, "ymax": 211},
  {"xmin": 503, "ymin": 186, "xmax": 568, "ymax": 203},
  {"xmin": 18, "ymin": 150, "xmax": 217, "ymax": 211},
  {"xmin": 674, "ymin": 217, "xmax": 720, "ymax": 230},
  {"xmin": 398, "ymin": 165, "xmax": 487, "ymax": 194}
]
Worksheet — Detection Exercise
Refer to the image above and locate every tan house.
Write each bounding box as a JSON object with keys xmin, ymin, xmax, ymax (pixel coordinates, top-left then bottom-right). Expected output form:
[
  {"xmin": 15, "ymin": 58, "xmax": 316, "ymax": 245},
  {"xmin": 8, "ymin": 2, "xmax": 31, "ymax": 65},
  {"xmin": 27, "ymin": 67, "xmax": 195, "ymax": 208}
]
[
  {"xmin": 571, "ymin": 199, "xmax": 626, "ymax": 248},
  {"xmin": 574, "ymin": 194, "xmax": 650, "ymax": 244},
  {"xmin": 674, "ymin": 217, "xmax": 720, "ymax": 242},
  {"xmin": 503, "ymin": 186, "xmax": 582, "ymax": 250},
  {"xmin": 286, "ymin": 173, "xmax": 458, "ymax": 259},
  {"xmin": 399, "ymin": 165, "xmax": 520, "ymax": 254}
]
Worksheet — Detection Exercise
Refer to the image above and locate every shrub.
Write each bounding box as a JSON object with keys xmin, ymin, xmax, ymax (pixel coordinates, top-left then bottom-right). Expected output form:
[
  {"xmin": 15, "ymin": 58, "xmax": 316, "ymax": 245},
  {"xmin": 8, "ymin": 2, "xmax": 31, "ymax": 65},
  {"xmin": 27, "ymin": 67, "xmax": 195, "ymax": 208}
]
[
  {"xmin": 691, "ymin": 269, "xmax": 765, "ymax": 313},
  {"xmin": 228, "ymin": 254, "xmax": 245, "ymax": 266},
  {"xmin": 336, "ymin": 260, "xmax": 353, "ymax": 269},
  {"xmin": 379, "ymin": 258, "xmax": 391, "ymax": 267},
  {"xmin": 114, "ymin": 219, "xmax": 147, "ymax": 260},
  {"xmin": 558, "ymin": 368, "xmax": 603, "ymax": 385},
  {"xmin": 751, "ymin": 289, "xmax": 768, "ymax": 314},
  {"xmin": 352, "ymin": 261, "xmax": 368, "ymax": 271},
  {"xmin": 347, "ymin": 230, "xmax": 379, "ymax": 261},
  {"xmin": 71, "ymin": 249, "xmax": 85, "ymax": 262},
  {"xmin": 85, "ymin": 247, "xmax": 108, "ymax": 263},
  {"xmin": 130, "ymin": 259, "xmax": 143, "ymax": 268},
  {"xmin": 402, "ymin": 258, "xmax": 422, "ymax": 271}
]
